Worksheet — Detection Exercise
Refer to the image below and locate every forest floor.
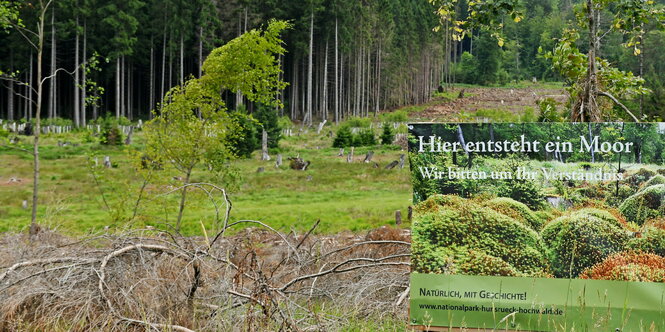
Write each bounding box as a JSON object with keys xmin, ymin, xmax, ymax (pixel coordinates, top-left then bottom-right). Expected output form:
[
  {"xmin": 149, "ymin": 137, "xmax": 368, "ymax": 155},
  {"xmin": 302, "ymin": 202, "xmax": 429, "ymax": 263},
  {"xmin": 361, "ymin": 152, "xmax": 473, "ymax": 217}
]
[{"xmin": 409, "ymin": 82, "xmax": 568, "ymax": 121}]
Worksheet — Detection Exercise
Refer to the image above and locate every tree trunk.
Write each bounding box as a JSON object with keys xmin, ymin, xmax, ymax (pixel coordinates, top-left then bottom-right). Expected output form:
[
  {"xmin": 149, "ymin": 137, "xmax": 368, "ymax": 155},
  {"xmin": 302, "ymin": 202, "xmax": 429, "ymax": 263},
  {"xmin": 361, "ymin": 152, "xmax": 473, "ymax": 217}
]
[
  {"xmin": 261, "ymin": 129, "xmax": 270, "ymax": 161},
  {"xmin": 180, "ymin": 34, "xmax": 184, "ymax": 85},
  {"xmin": 7, "ymin": 52, "xmax": 13, "ymax": 121},
  {"xmin": 81, "ymin": 21, "xmax": 87, "ymax": 125},
  {"xmin": 150, "ymin": 39, "xmax": 154, "ymax": 116},
  {"xmin": 74, "ymin": 16, "xmax": 80, "ymax": 127},
  {"xmin": 31, "ymin": 1, "xmax": 49, "ymax": 234},
  {"xmin": 28, "ymin": 51, "xmax": 33, "ymax": 120},
  {"xmin": 176, "ymin": 169, "xmax": 192, "ymax": 232},
  {"xmin": 198, "ymin": 26, "xmax": 203, "ymax": 78},
  {"xmin": 116, "ymin": 57, "xmax": 121, "ymax": 118},
  {"xmin": 576, "ymin": 0, "xmax": 600, "ymax": 122},
  {"xmin": 306, "ymin": 10, "xmax": 314, "ymax": 125},
  {"xmin": 335, "ymin": 18, "xmax": 339, "ymax": 124},
  {"xmin": 48, "ymin": 8, "xmax": 56, "ymax": 120},
  {"xmin": 323, "ymin": 39, "xmax": 328, "ymax": 121},
  {"xmin": 161, "ymin": 10, "xmax": 167, "ymax": 108}
]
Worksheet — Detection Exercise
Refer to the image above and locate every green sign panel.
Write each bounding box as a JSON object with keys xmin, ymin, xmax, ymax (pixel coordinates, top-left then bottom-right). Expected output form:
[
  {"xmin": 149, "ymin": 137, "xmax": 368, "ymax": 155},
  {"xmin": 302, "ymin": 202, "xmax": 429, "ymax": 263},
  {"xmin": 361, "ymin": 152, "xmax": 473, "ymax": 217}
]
[
  {"xmin": 410, "ymin": 274, "xmax": 665, "ymax": 331},
  {"xmin": 407, "ymin": 123, "xmax": 665, "ymax": 331}
]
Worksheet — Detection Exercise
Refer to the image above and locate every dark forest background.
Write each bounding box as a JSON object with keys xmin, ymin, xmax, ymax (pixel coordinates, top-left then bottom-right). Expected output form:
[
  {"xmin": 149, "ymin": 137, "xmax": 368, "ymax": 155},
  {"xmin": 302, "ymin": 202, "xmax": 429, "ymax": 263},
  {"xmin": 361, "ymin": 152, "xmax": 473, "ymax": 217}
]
[{"xmin": 1, "ymin": 0, "xmax": 664, "ymax": 125}]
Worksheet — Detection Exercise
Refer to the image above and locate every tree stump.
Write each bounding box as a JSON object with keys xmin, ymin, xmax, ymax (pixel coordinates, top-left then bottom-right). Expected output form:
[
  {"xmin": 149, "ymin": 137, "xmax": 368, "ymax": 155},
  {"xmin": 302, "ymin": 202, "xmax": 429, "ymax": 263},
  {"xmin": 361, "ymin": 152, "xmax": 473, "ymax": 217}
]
[
  {"xmin": 395, "ymin": 210, "xmax": 402, "ymax": 226},
  {"xmin": 458, "ymin": 89, "xmax": 465, "ymax": 99},
  {"xmin": 289, "ymin": 157, "xmax": 310, "ymax": 171},
  {"xmin": 398, "ymin": 154, "xmax": 406, "ymax": 169},
  {"xmin": 347, "ymin": 147, "xmax": 354, "ymax": 163},
  {"xmin": 261, "ymin": 129, "xmax": 271, "ymax": 161},
  {"xmin": 103, "ymin": 156, "xmax": 112, "ymax": 168},
  {"xmin": 363, "ymin": 151, "xmax": 374, "ymax": 163},
  {"xmin": 317, "ymin": 120, "xmax": 327, "ymax": 134},
  {"xmin": 124, "ymin": 127, "xmax": 133, "ymax": 145},
  {"xmin": 275, "ymin": 154, "xmax": 283, "ymax": 168},
  {"xmin": 385, "ymin": 160, "xmax": 399, "ymax": 170},
  {"xmin": 338, "ymin": 148, "xmax": 344, "ymax": 157}
]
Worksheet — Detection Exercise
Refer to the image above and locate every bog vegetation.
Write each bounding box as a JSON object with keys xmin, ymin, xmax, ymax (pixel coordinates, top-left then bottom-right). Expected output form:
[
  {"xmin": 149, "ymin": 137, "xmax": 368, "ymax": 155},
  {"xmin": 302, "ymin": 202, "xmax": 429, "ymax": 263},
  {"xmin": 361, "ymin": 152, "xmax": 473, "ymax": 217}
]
[{"xmin": 411, "ymin": 123, "xmax": 665, "ymax": 284}]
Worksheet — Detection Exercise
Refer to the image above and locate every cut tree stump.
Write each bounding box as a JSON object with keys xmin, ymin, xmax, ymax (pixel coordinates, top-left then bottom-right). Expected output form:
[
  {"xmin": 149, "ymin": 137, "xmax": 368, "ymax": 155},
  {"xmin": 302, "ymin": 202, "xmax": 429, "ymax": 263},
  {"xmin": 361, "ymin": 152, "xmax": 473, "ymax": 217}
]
[
  {"xmin": 363, "ymin": 151, "xmax": 374, "ymax": 163},
  {"xmin": 347, "ymin": 147, "xmax": 354, "ymax": 163},
  {"xmin": 385, "ymin": 160, "xmax": 399, "ymax": 170},
  {"xmin": 275, "ymin": 154, "xmax": 283, "ymax": 167},
  {"xmin": 395, "ymin": 210, "xmax": 402, "ymax": 225},
  {"xmin": 103, "ymin": 156, "xmax": 112, "ymax": 168},
  {"xmin": 289, "ymin": 157, "xmax": 310, "ymax": 171},
  {"xmin": 338, "ymin": 148, "xmax": 344, "ymax": 157},
  {"xmin": 261, "ymin": 129, "xmax": 271, "ymax": 161},
  {"xmin": 398, "ymin": 154, "xmax": 406, "ymax": 169},
  {"xmin": 316, "ymin": 120, "xmax": 327, "ymax": 134}
]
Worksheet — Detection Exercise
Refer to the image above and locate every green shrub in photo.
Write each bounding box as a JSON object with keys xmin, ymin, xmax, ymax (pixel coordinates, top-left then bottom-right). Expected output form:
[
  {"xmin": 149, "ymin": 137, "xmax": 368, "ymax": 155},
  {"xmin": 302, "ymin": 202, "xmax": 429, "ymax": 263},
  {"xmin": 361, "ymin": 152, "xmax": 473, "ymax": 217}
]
[
  {"xmin": 619, "ymin": 184, "xmax": 665, "ymax": 225},
  {"xmin": 627, "ymin": 226, "xmax": 665, "ymax": 257},
  {"xmin": 570, "ymin": 208, "xmax": 623, "ymax": 228},
  {"xmin": 412, "ymin": 195, "xmax": 549, "ymax": 276},
  {"xmin": 497, "ymin": 178, "xmax": 546, "ymax": 210},
  {"xmin": 641, "ymin": 174, "xmax": 665, "ymax": 189},
  {"xmin": 627, "ymin": 168, "xmax": 657, "ymax": 187},
  {"xmin": 541, "ymin": 211, "xmax": 629, "ymax": 278},
  {"xmin": 483, "ymin": 197, "xmax": 545, "ymax": 230}
]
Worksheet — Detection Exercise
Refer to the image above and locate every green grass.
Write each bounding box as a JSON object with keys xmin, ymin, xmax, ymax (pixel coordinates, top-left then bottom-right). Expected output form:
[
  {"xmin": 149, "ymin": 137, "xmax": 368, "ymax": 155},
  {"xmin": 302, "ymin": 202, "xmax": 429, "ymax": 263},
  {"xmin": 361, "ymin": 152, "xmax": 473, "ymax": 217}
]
[{"xmin": 0, "ymin": 127, "xmax": 412, "ymax": 235}]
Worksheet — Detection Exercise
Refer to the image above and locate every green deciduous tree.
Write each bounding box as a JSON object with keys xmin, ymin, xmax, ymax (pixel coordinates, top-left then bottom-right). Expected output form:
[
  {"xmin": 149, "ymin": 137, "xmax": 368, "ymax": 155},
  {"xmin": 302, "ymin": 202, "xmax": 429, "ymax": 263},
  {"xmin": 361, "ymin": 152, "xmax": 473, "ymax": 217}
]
[
  {"xmin": 144, "ymin": 20, "xmax": 289, "ymax": 231},
  {"xmin": 548, "ymin": 0, "xmax": 664, "ymax": 121}
]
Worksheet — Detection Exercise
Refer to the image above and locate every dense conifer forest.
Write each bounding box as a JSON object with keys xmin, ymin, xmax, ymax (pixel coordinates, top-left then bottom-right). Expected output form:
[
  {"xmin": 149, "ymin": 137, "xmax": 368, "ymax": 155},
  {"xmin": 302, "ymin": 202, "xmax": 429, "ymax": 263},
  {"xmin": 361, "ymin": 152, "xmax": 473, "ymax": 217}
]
[{"xmin": 1, "ymin": 0, "xmax": 663, "ymax": 124}]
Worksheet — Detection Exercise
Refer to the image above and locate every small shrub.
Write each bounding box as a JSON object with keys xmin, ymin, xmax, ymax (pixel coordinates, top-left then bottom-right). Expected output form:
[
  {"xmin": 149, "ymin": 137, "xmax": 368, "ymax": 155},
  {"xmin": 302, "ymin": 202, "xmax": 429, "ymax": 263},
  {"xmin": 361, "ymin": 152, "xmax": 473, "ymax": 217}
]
[
  {"xmin": 497, "ymin": 179, "xmax": 546, "ymax": 210},
  {"xmin": 98, "ymin": 115, "xmax": 124, "ymax": 146},
  {"xmin": 380, "ymin": 110, "xmax": 408, "ymax": 123},
  {"xmin": 380, "ymin": 123, "xmax": 395, "ymax": 145},
  {"xmin": 641, "ymin": 174, "xmax": 665, "ymax": 189},
  {"xmin": 412, "ymin": 195, "xmax": 549, "ymax": 276},
  {"xmin": 627, "ymin": 226, "xmax": 665, "ymax": 256},
  {"xmin": 355, "ymin": 128, "xmax": 376, "ymax": 146},
  {"xmin": 619, "ymin": 184, "xmax": 665, "ymax": 225},
  {"xmin": 345, "ymin": 116, "xmax": 372, "ymax": 128},
  {"xmin": 541, "ymin": 211, "xmax": 629, "ymax": 278},
  {"xmin": 627, "ymin": 168, "xmax": 657, "ymax": 187},
  {"xmin": 483, "ymin": 197, "xmax": 545, "ymax": 230},
  {"xmin": 332, "ymin": 126, "xmax": 353, "ymax": 148},
  {"xmin": 537, "ymin": 98, "xmax": 563, "ymax": 122},
  {"xmin": 580, "ymin": 251, "xmax": 665, "ymax": 282}
]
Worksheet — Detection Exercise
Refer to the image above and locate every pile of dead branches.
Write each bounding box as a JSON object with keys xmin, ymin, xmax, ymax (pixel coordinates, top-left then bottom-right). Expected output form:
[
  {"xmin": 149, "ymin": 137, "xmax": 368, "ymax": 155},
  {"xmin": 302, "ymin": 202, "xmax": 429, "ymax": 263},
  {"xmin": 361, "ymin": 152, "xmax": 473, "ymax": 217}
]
[{"xmin": 0, "ymin": 222, "xmax": 410, "ymax": 331}]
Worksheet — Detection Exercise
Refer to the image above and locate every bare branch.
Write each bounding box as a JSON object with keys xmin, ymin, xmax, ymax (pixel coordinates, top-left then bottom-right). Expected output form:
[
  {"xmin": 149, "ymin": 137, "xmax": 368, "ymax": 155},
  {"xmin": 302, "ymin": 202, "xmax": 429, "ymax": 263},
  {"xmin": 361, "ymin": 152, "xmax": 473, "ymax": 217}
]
[{"xmin": 598, "ymin": 90, "xmax": 640, "ymax": 122}]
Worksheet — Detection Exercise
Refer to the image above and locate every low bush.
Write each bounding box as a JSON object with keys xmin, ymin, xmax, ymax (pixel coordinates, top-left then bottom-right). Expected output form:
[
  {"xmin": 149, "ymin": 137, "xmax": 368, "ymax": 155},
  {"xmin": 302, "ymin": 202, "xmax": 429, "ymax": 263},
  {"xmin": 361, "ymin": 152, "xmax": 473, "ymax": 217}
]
[
  {"xmin": 619, "ymin": 184, "xmax": 665, "ymax": 225},
  {"xmin": 580, "ymin": 251, "xmax": 665, "ymax": 282},
  {"xmin": 412, "ymin": 195, "xmax": 549, "ymax": 276},
  {"xmin": 627, "ymin": 226, "xmax": 665, "ymax": 257},
  {"xmin": 541, "ymin": 211, "xmax": 628, "ymax": 278},
  {"xmin": 483, "ymin": 197, "xmax": 545, "ymax": 230}
]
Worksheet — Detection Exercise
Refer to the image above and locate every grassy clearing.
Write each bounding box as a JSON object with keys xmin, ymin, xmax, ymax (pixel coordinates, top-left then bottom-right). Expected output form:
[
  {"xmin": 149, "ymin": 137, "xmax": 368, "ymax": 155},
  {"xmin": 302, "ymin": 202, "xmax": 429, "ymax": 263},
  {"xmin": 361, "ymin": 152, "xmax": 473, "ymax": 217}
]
[{"xmin": 0, "ymin": 125, "xmax": 411, "ymax": 235}]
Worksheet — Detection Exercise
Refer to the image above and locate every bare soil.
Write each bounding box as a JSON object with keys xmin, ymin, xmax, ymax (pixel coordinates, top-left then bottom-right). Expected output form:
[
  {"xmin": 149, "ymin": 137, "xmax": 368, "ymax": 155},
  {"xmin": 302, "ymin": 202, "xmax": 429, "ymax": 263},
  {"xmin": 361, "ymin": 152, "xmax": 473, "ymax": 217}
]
[{"xmin": 413, "ymin": 86, "xmax": 568, "ymax": 121}]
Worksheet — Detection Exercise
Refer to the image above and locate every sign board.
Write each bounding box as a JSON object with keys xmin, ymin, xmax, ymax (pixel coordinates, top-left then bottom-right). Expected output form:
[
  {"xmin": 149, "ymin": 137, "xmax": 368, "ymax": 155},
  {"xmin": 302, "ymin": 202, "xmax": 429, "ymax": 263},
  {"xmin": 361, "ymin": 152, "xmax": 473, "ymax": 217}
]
[{"xmin": 408, "ymin": 123, "xmax": 665, "ymax": 331}]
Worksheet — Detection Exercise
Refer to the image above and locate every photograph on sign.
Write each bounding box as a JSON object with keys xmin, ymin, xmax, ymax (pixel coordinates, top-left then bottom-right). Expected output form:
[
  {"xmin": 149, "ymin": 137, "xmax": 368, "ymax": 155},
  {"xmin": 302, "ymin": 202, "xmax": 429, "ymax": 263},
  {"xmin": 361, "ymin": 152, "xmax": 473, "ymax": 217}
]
[{"xmin": 408, "ymin": 123, "xmax": 665, "ymax": 331}]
